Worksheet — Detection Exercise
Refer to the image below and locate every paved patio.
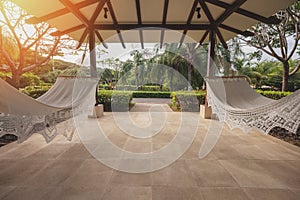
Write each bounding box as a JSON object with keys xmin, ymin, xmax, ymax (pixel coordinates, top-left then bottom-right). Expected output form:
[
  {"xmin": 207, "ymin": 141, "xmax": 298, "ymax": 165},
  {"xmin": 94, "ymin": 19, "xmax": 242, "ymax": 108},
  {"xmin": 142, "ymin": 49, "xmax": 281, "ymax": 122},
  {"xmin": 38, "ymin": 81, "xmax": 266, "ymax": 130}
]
[{"xmin": 0, "ymin": 103, "xmax": 299, "ymax": 200}]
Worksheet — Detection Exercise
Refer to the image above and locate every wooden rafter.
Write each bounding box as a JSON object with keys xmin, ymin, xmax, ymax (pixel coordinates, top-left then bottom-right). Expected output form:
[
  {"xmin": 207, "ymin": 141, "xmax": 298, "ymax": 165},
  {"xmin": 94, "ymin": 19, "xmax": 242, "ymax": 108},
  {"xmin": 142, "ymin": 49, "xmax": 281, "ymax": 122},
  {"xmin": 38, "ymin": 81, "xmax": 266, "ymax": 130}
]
[
  {"xmin": 106, "ymin": 0, "xmax": 126, "ymax": 49},
  {"xmin": 51, "ymin": 24, "xmax": 85, "ymax": 36},
  {"xmin": 204, "ymin": 0, "xmax": 281, "ymax": 24},
  {"xmin": 199, "ymin": 0, "xmax": 214, "ymax": 24},
  {"xmin": 59, "ymin": 0, "xmax": 107, "ymax": 48},
  {"xmin": 135, "ymin": 0, "xmax": 144, "ymax": 49},
  {"xmin": 90, "ymin": 0, "xmax": 108, "ymax": 48},
  {"xmin": 199, "ymin": 0, "xmax": 245, "ymax": 49},
  {"xmin": 28, "ymin": 0, "xmax": 272, "ymax": 50},
  {"xmin": 160, "ymin": 0, "xmax": 169, "ymax": 48},
  {"xmin": 178, "ymin": 0, "xmax": 199, "ymax": 48},
  {"xmin": 199, "ymin": 0, "xmax": 226, "ymax": 48},
  {"xmin": 60, "ymin": 0, "xmax": 90, "ymax": 26},
  {"xmin": 216, "ymin": 29, "xmax": 228, "ymax": 49},
  {"xmin": 90, "ymin": 0, "xmax": 107, "ymax": 23},
  {"xmin": 27, "ymin": 0, "xmax": 101, "ymax": 24},
  {"xmin": 52, "ymin": 23, "xmax": 210, "ymax": 37},
  {"xmin": 95, "ymin": 31, "xmax": 108, "ymax": 49},
  {"xmin": 93, "ymin": 24, "xmax": 210, "ymax": 30},
  {"xmin": 214, "ymin": 0, "xmax": 246, "ymax": 26},
  {"xmin": 219, "ymin": 24, "xmax": 254, "ymax": 37},
  {"xmin": 77, "ymin": 28, "xmax": 89, "ymax": 49},
  {"xmin": 199, "ymin": 30, "xmax": 209, "ymax": 45},
  {"xmin": 214, "ymin": 0, "xmax": 247, "ymax": 48}
]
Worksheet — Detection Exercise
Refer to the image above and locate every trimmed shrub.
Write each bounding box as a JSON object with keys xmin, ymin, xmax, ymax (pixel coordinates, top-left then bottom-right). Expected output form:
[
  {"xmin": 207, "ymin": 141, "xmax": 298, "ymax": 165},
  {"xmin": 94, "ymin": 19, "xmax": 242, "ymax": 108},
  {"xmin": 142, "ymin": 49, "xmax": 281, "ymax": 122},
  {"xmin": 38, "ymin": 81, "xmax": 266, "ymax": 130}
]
[
  {"xmin": 98, "ymin": 90, "xmax": 133, "ymax": 112},
  {"xmin": 132, "ymin": 91, "xmax": 171, "ymax": 98},
  {"xmin": 256, "ymin": 90, "xmax": 291, "ymax": 100},
  {"xmin": 170, "ymin": 91, "xmax": 206, "ymax": 112},
  {"xmin": 19, "ymin": 73, "xmax": 42, "ymax": 88},
  {"xmin": 139, "ymin": 85, "xmax": 170, "ymax": 91},
  {"xmin": 20, "ymin": 85, "xmax": 52, "ymax": 99},
  {"xmin": 115, "ymin": 85, "xmax": 170, "ymax": 91},
  {"xmin": 99, "ymin": 84, "xmax": 111, "ymax": 90}
]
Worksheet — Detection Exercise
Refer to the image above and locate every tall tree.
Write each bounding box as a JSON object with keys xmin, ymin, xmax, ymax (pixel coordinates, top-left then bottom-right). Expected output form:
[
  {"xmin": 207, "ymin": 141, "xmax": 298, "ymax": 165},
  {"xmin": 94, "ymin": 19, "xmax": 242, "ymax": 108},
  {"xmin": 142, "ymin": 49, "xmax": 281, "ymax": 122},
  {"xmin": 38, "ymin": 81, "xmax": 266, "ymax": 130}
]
[
  {"xmin": 216, "ymin": 38, "xmax": 245, "ymax": 76},
  {"xmin": 239, "ymin": 1, "xmax": 300, "ymax": 91},
  {"xmin": 0, "ymin": 0, "xmax": 74, "ymax": 88},
  {"xmin": 130, "ymin": 49, "xmax": 152, "ymax": 89}
]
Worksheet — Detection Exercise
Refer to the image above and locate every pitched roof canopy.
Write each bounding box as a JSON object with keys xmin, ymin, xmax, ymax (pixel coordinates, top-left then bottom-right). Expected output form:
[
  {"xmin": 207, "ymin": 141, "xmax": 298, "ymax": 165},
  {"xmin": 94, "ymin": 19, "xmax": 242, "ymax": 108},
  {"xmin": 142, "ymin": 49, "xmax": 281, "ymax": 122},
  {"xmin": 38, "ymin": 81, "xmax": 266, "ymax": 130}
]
[{"xmin": 12, "ymin": 0, "xmax": 295, "ymax": 49}]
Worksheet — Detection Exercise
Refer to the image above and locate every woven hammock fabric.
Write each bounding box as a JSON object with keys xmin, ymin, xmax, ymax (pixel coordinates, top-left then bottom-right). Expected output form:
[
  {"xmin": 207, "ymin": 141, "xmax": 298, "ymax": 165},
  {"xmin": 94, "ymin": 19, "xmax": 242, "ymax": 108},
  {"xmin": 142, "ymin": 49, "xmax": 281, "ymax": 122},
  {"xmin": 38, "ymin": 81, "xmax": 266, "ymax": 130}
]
[
  {"xmin": 206, "ymin": 77, "xmax": 300, "ymax": 134},
  {"xmin": 0, "ymin": 77, "xmax": 98, "ymax": 142}
]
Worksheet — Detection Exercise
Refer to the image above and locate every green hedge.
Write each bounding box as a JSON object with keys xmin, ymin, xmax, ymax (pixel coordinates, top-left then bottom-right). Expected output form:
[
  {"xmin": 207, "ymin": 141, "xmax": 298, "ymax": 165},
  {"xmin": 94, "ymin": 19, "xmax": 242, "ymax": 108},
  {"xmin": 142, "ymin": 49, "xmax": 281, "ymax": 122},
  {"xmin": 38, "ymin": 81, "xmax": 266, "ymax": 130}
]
[
  {"xmin": 19, "ymin": 86, "xmax": 292, "ymax": 113},
  {"xmin": 132, "ymin": 91, "xmax": 171, "ymax": 98},
  {"xmin": 111, "ymin": 85, "xmax": 170, "ymax": 91},
  {"xmin": 99, "ymin": 84, "xmax": 111, "ymax": 90},
  {"xmin": 98, "ymin": 90, "xmax": 133, "ymax": 112},
  {"xmin": 170, "ymin": 91, "xmax": 206, "ymax": 112},
  {"xmin": 256, "ymin": 90, "xmax": 291, "ymax": 100},
  {"xmin": 170, "ymin": 90, "xmax": 291, "ymax": 112},
  {"xmin": 20, "ymin": 86, "xmax": 52, "ymax": 99},
  {"xmin": 139, "ymin": 85, "xmax": 170, "ymax": 91}
]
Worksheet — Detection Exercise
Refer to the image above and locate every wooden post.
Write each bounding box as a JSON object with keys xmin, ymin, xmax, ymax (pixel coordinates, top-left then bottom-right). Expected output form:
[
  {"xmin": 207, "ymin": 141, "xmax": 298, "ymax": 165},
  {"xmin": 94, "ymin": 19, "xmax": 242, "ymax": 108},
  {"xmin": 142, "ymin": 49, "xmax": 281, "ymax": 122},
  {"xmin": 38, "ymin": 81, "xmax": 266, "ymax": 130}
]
[
  {"xmin": 201, "ymin": 29, "xmax": 216, "ymax": 119},
  {"xmin": 88, "ymin": 29, "xmax": 101, "ymax": 110},
  {"xmin": 89, "ymin": 29, "xmax": 97, "ymax": 78},
  {"xmin": 0, "ymin": 26, "xmax": 2, "ymax": 46},
  {"xmin": 207, "ymin": 29, "xmax": 216, "ymax": 77}
]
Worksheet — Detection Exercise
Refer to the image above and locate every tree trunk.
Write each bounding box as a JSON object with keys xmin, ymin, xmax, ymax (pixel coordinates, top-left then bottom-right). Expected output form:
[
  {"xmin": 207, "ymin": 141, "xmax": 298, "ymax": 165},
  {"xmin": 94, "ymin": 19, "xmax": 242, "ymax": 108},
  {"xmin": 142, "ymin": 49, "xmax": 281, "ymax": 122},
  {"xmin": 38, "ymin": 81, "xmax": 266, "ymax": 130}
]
[
  {"xmin": 187, "ymin": 64, "xmax": 192, "ymax": 91},
  {"xmin": 169, "ymin": 68, "xmax": 173, "ymax": 91},
  {"xmin": 135, "ymin": 65, "xmax": 139, "ymax": 90},
  {"xmin": 282, "ymin": 61, "xmax": 289, "ymax": 92},
  {"xmin": 11, "ymin": 70, "xmax": 21, "ymax": 89}
]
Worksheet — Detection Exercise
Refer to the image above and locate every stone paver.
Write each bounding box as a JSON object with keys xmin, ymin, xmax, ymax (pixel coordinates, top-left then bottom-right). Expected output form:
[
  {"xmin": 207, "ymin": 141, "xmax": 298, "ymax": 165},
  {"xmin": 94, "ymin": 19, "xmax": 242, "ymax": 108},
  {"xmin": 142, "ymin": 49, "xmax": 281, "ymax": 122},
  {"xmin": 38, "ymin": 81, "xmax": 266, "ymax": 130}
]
[{"xmin": 0, "ymin": 104, "xmax": 299, "ymax": 199}]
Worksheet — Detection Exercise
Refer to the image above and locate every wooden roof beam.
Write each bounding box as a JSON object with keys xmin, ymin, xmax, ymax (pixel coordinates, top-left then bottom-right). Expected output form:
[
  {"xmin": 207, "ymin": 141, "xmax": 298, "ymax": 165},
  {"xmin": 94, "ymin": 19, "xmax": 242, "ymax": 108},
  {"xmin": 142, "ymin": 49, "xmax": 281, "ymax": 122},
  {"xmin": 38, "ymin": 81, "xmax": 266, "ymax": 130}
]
[
  {"xmin": 60, "ymin": 0, "xmax": 107, "ymax": 48},
  {"xmin": 160, "ymin": 0, "xmax": 169, "ymax": 49},
  {"xmin": 51, "ymin": 24, "xmax": 85, "ymax": 36},
  {"xmin": 214, "ymin": 0, "xmax": 246, "ymax": 27},
  {"xmin": 216, "ymin": 29, "xmax": 228, "ymax": 49},
  {"xmin": 95, "ymin": 31, "xmax": 108, "ymax": 49},
  {"xmin": 51, "ymin": 23, "xmax": 210, "ymax": 37},
  {"xmin": 135, "ymin": 0, "xmax": 144, "ymax": 49},
  {"xmin": 198, "ymin": 30, "xmax": 209, "ymax": 45},
  {"xmin": 204, "ymin": 0, "xmax": 281, "ymax": 24},
  {"xmin": 93, "ymin": 24, "xmax": 210, "ymax": 30},
  {"xmin": 199, "ymin": 0, "xmax": 228, "ymax": 48},
  {"xmin": 76, "ymin": 28, "xmax": 89, "ymax": 49},
  {"xmin": 90, "ymin": 1, "xmax": 108, "ymax": 49},
  {"xmin": 178, "ymin": 0, "xmax": 200, "ymax": 48},
  {"xmin": 106, "ymin": 0, "xmax": 126, "ymax": 49},
  {"xmin": 214, "ymin": 0, "xmax": 247, "ymax": 49},
  {"xmin": 60, "ymin": 0, "xmax": 91, "ymax": 27},
  {"xmin": 26, "ymin": 0, "xmax": 101, "ymax": 24},
  {"xmin": 219, "ymin": 24, "xmax": 254, "ymax": 37}
]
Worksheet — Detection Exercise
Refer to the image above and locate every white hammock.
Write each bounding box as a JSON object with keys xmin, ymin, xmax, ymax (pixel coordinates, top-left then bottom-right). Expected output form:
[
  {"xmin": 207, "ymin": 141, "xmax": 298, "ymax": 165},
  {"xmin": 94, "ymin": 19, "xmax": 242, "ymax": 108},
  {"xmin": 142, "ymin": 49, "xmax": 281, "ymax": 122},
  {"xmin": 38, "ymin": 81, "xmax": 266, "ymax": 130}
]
[
  {"xmin": 206, "ymin": 76, "xmax": 300, "ymax": 134},
  {"xmin": 0, "ymin": 76, "xmax": 98, "ymax": 142}
]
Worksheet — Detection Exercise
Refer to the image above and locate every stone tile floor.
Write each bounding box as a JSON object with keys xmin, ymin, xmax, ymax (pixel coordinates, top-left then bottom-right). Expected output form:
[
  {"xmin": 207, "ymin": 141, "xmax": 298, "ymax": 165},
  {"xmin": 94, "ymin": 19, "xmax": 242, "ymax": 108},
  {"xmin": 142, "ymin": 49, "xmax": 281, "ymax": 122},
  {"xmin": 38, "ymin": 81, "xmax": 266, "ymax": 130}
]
[{"xmin": 0, "ymin": 106, "xmax": 299, "ymax": 200}]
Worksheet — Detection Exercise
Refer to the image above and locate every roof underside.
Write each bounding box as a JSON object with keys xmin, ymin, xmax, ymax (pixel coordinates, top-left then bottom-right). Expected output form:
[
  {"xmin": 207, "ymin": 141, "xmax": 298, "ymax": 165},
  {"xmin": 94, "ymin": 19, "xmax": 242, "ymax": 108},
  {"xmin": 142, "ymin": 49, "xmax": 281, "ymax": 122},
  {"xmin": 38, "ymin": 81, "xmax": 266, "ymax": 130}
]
[{"xmin": 12, "ymin": 0, "xmax": 295, "ymax": 48}]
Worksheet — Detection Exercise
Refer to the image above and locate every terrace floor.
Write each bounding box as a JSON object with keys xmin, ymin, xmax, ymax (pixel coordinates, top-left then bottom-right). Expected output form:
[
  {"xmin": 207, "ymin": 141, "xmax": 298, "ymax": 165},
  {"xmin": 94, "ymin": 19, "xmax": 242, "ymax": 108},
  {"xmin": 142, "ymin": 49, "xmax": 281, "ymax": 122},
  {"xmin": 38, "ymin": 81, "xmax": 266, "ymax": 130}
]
[{"xmin": 0, "ymin": 102, "xmax": 299, "ymax": 200}]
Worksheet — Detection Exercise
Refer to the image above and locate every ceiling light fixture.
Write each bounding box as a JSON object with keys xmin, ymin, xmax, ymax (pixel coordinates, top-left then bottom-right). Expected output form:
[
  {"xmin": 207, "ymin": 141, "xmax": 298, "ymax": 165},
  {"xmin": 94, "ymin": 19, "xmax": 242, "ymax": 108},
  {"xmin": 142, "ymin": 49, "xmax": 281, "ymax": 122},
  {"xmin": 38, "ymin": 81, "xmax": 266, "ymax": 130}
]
[
  {"xmin": 104, "ymin": 7, "xmax": 108, "ymax": 19},
  {"xmin": 196, "ymin": 7, "xmax": 201, "ymax": 19}
]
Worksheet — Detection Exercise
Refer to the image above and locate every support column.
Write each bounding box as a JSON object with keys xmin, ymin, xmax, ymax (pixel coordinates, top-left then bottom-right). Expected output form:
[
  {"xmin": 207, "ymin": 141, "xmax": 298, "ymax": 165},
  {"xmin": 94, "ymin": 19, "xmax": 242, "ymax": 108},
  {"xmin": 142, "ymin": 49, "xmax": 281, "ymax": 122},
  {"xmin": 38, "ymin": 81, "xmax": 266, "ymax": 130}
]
[
  {"xmin": 207, "ymin": 29, "xmax": 216, "ymax": 77},
  {"xmin": 200, "ymin": 29, "xmax": 216, "ymax": 119},
  {"xmin": 89, "ymin": 29, "xmax": 97, "ymax": 78},
  {"xmin": 0, "ymin": 26, "xmax": 2, "ymax": 46},
  {"xmin": 87, "ymin": 29, "xmax": 103, "ymax": 118}
]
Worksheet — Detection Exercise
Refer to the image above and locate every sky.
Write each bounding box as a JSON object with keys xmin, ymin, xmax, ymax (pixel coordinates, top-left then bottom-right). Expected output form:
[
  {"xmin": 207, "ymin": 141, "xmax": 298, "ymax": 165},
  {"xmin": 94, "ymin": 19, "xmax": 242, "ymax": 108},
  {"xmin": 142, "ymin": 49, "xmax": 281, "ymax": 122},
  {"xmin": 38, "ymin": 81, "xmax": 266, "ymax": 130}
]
[{"xmin": 59, "ymin": 39, "xmax": 299, "ymax": 68}]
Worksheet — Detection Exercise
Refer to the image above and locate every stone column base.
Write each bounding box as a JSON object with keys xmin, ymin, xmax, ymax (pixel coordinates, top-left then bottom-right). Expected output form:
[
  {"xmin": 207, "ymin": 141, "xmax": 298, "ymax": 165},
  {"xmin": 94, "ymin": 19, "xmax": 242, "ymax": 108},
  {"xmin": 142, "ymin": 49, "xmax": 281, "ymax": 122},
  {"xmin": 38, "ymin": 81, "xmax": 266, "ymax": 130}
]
[
  {"xmin": 88, "ymin": 104, "xmax": 104, "ymax": 118},
  {"xmin": 200, "ymin": 104, "xmax": 212, "ymax": 119}
]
